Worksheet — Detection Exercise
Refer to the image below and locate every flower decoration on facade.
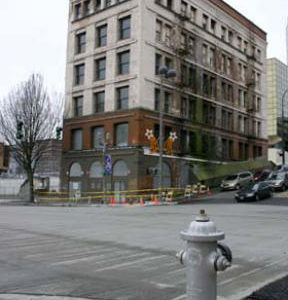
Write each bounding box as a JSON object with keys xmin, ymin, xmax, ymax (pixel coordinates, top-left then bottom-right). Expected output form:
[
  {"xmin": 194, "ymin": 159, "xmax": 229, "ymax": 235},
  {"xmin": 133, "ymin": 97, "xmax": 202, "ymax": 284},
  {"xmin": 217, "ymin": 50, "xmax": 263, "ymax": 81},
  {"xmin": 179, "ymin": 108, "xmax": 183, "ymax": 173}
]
[
  {"xmin": 145, "ymin": 129, "xmax": 158, "ymax": 153},
  {"xmin": 170, "ymin": 131, "xmax": 178, "ymax": 142},
  {"xmin": 145, "ymin": 129, "xmax": 153, "ymax": 140}
]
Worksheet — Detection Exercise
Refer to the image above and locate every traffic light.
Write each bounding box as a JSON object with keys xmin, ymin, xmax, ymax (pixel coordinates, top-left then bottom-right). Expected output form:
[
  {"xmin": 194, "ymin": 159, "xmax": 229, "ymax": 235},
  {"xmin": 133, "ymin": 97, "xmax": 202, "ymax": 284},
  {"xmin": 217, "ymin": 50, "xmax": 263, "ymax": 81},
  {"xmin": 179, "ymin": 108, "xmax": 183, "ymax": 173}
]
[
  {"xmin": 56, "ymin": 127, "xmax": 62, "ymax": 139},
  {"xmin": 16, "ymin": 120, "xmax": 23, "ymax": 140}
]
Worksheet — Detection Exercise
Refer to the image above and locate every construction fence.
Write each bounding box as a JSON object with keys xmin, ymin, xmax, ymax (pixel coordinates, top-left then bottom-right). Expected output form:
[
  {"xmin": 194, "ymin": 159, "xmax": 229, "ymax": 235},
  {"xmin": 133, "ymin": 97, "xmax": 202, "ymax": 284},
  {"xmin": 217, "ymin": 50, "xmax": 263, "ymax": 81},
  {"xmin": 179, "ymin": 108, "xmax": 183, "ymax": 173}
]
[{"xmin": 35, "ymin": 183, "xmax": 212, "ymax": 205}]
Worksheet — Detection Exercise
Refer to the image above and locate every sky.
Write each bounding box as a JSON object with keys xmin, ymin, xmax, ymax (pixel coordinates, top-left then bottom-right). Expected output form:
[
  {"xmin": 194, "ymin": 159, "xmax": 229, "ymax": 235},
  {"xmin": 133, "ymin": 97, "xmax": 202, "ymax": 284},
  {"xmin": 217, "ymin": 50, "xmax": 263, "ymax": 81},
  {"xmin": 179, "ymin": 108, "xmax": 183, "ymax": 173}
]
[{"xmin": 0, "ymin": 0, "xmax": 287, "ymax": 100}]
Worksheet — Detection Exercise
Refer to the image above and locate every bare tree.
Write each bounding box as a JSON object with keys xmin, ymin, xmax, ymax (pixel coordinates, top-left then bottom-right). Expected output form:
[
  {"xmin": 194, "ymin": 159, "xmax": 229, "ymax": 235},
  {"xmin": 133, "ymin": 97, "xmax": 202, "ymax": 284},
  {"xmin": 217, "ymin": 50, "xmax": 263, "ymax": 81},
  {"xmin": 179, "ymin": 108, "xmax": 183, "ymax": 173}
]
[{"xmin": 0, "ymin": 74, "xmax": 63, "ymax": 202}]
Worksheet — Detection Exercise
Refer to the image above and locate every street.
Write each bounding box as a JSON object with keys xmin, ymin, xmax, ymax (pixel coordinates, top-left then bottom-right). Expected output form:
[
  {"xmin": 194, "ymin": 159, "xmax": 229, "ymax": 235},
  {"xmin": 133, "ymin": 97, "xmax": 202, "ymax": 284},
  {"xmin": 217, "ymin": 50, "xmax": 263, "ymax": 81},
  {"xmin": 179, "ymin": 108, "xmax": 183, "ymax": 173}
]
[{"xmin": 0, "ymin": 190, "xmax": 288, "ymax": 300}]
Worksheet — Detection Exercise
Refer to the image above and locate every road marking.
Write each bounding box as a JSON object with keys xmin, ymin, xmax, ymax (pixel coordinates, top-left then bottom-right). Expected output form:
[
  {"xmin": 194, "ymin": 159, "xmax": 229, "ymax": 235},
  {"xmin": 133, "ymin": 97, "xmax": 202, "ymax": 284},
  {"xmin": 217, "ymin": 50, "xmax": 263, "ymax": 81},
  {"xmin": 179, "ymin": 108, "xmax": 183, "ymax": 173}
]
[
  {"xmin": 51, "ymin": 251, "xmax": 149, "ymax": 266},
  {"xmin": 170, "ymin": 294, "xmax": 186, "ymax": 300},
  {"xmin": 93, "ymin": 255, "xmax": 167, "ymax": 272},
  {"xmin": 219, "ymin": 256, "xmax": 288, "ymax": 286}
]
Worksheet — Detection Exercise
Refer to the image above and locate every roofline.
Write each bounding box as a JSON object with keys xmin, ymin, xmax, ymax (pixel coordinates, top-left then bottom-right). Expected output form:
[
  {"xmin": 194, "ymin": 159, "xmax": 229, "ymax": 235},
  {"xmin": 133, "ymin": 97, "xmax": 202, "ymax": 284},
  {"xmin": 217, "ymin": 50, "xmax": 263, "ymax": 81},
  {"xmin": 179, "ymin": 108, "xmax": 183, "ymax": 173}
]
[{"xmin": 208, "ymin": 0, "xmax": 267, "ymax": 41}]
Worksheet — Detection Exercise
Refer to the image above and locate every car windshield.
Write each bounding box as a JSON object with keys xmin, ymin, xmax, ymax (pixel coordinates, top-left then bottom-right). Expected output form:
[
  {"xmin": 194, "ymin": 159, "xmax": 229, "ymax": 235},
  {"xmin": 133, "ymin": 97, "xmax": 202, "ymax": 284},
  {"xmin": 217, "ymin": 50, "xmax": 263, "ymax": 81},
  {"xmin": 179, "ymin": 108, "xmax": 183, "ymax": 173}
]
[
  {"xmin": 225, "ymin": 175, "xmax": 238, "ymax": 180},
  {"xmin": 269, "ymin": 173, "xmax": 284, "ymax": 180}
]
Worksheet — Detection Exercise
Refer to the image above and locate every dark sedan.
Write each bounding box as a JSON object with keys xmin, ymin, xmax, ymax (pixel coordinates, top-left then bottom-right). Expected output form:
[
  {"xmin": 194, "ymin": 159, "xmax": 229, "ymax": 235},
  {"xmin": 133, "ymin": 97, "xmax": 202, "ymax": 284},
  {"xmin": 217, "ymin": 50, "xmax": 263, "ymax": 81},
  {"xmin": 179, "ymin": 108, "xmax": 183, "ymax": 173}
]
[{"xmin": 235, "ymin": 182, "xmax": 272, "ymax": 202}]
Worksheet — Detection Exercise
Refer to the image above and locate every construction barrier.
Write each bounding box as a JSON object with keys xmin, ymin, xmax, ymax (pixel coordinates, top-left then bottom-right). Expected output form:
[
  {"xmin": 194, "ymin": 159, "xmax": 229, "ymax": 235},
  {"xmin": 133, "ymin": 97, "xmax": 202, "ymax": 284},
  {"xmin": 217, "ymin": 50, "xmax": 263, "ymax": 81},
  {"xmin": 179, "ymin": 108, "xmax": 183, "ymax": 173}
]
[{"xmin": 35, "ymin": 185, "xmax": 211, "ymax": 204}]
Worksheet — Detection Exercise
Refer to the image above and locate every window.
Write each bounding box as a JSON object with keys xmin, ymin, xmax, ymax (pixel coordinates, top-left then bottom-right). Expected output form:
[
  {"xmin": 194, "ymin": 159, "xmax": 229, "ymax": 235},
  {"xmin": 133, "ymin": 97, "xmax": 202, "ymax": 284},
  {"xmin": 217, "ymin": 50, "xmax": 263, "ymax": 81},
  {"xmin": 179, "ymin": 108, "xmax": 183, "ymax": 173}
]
[
  {"xmin": 164, "ymin": 24, "xmax": 172, "ymax": 46},
  {"xmin": 210, "ymin": 19, "xmax": 216, "ymax": 34},
  {"xmin": 94, "ymin": 91, "xmax": 105, "ymax": 113},
  {"xmin": 202, "ymin": 44, "xmax": 208, "ymax": 65},
  {"xmin": 181, "ymin": 1, "xmax": 188, "ymax": 17},
  {"xmin": 154, "ymin": 88, "xmax": 160, "ymax": 111},
  {"xmin": 188, "ymin": 37, "xmax": 195, "ymax": 57},
  {"xmin": 96, "ymin": 24, "xmax": 107, "ymax": 47},
  {"xmin": 210, "ymin": 77, "xmax": 216, "ymax": 98},
  {"xmin": 181, "ymin": 97, "xmax": 187, "ymax": 117},
  {"xmin": 84, "ymin": 0, "xmax": 91, "ymax": 16},
  {"xmin": 74, "ymin": 3, "xmax": 81, "ymax": 19},
  {"xmin": 165, "ymin": 57, "xmax": 173, "ymax": 69},
  {"xmin": 164, "ymin": 91, "xmax": 171, "ymax": 113},
  {"xmin": 209, "ymin": 48, "xmax": 215, "ymax": 68},
  {"xmin": 156, "ymin": 20, "xmax": 163, "ymax": 42},
  {"xmin": 71, "ymin": 129, "xmax": 82, "ymax": 150},
  {"xmin": 95, "ymin": 0, "xmax": 101, "ymax": 11},
  {"xmin": 228, "ymin": 30, "xmax": 233, "ymax": 43},
  {"xmin": 181, "ymin": 64, "xmax": 187, "ymax": 85},
  {"xmin": 188, "ymin": 97, "xmax": 196, "ymax": 120},
  {"xmin": 119, "ymin": 16, "xmax": 131, "ymax": 40},
  {"xmin": 105, "ymin": 0, "xmax": 112, "ymax": 7},
  {"xmin": 202, "ymin": 74, "xmax": 209, "ymax": 96},
  {"xmin": 189, "ymin": 131, "xmax": 196, "ymax": 153},
  {"xmin": 73, "ymin": 96, "xmax": 83, "ymax": 117},
  {"xmin": 155, "ymin": 53, "xmax": 162, "ymax": 74},
  {"xmin": 237, "ymin": 36, "xmax": 242, "ymax": 50},
  {"xmin": 74, "ymin": 64, "xmax": 85, "ymax": 85},
  {"xmin": 92, "ymin": 126, "xmax": 104, "ymax": 148},
  {"xmin": 189, "ymin": 67, "xmax": 196, "ymax": 90},
  {"xmin": 167, "ymin": 0, "xmax": 173, "ymax": 10},
  {"xmin": 115, "ymin": 123, "xmax": 128, "ymax": 146},
  {"xmin": 95, "ymin": 57, "xmax": 106, "ymax": 80},
  {"xmin": 202, "ymin": 14, "xmax": 208, "ymax": 30},
  {"xmin": 190, "ymin": 6, "xmax": 197, "ymax": 22},
  {"xmin": 118, "ymin": 51, "xmax": 130, "ymax": 75},
  {"xmin": 221, "ymin": 26, "xmax": 226, "ymax": 41},
  {"xmin": 76, "ymin": 32, "xmax": 86, "ymax": 54},
  {"xmin": 117, "ymin": 86, "xmax": 129, "ymax": 110}
]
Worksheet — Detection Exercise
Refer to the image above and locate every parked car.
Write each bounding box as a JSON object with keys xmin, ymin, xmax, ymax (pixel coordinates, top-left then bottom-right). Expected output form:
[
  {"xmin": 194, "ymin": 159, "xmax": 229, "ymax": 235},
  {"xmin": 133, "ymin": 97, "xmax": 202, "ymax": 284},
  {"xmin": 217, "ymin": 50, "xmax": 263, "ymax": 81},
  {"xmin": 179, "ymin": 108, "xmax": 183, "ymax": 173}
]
[
  {"xmin": 220, "ymin": 171, "xmax": 253, "ymax": 191},
  {"xmin": 235, "ymin": 182, "xmax": 272, "ymax": 202},
  {"xmin": 253, "ymin": 169, "xmax": 272, "ymax": 182},
  {"xmin": 265, "ymin": 172, "xmax": 288, "ymax": 191}
]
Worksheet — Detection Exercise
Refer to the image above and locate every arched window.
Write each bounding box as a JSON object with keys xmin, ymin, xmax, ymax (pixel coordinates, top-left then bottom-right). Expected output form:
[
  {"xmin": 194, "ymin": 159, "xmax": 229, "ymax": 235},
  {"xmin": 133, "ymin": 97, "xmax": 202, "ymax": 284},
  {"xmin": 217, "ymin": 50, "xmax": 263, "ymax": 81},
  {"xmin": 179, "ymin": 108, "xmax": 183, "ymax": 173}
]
[
  {"xmin": 89, "ymin": 161, "xmax": 103, "ymax": 178},
  {"xmin": 113, "ymin": 160, "xmax": 129, "ymax": 177},
  {"xmin": 70, "ymin": 162, "xmax": 82, "ymax": 177},
  {"xmin": 153, "ymin": 162, "xmax": 171, "ymax": 187}
]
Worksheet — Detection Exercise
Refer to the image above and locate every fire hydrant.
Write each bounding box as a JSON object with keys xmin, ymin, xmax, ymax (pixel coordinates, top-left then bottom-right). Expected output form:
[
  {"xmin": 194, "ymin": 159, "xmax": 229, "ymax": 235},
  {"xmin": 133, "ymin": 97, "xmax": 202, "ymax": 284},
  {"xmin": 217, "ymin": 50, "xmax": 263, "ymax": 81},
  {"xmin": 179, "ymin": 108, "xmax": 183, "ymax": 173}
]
[{"xmin": 177, "ymin": 209, "xmax": 232, "ymax": 300}]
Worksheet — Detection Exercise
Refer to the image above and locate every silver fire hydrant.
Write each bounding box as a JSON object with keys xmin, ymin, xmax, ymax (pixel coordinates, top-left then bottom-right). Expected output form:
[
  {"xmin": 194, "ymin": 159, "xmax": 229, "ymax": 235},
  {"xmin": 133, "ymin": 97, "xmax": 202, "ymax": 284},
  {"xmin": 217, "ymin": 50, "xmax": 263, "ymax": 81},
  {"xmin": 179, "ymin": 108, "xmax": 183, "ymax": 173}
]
[{"xmin": 177, "ymin": 209, "xmax": 232, "ymax": 300}]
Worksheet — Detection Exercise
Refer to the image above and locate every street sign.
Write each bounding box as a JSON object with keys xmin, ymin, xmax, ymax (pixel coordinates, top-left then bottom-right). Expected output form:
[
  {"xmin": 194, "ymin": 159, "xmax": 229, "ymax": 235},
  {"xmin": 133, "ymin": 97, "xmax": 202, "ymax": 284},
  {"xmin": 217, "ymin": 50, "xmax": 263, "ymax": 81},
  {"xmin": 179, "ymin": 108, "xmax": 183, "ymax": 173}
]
[{"xmin": 104, "ymin": 154, "xmax": 112, "ymax": 175}]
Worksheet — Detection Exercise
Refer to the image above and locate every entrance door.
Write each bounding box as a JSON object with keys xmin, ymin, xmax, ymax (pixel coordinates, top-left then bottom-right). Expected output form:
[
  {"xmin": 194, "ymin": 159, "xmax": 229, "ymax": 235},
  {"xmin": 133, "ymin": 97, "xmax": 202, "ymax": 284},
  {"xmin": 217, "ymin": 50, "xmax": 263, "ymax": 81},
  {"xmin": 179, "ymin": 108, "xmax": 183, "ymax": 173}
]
[{"xmin": 114, "ymin": 181, "xmax": 126, "ymax": 203}]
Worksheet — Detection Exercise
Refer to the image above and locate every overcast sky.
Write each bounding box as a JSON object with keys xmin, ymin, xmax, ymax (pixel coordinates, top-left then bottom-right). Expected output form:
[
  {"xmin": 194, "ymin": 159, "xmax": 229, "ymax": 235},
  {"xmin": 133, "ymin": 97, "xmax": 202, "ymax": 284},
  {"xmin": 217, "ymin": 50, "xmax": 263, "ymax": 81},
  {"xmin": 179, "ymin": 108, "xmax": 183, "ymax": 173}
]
[{"xmin": 0, "ymin": 0, "xmax": 287, "ymax": 100}]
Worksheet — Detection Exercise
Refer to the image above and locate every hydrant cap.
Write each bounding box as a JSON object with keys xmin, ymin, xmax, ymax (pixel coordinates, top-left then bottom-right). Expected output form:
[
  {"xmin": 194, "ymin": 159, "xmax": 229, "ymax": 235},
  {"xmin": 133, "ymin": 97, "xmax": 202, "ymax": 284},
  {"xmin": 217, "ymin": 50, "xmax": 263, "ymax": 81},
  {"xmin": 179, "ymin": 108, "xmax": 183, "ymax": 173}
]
[{"xmin": 181, "ymin": 210, "xmax": 224, "ymax": 242}]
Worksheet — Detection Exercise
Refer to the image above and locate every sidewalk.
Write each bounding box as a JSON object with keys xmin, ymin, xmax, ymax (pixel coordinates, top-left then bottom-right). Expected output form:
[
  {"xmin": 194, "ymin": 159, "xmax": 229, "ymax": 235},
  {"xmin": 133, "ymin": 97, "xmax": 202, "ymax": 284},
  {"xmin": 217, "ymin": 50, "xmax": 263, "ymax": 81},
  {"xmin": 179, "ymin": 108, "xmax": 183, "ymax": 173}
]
[{"xmin": 245, "ymin": 274, "xmax": 288, "ymax": 300}]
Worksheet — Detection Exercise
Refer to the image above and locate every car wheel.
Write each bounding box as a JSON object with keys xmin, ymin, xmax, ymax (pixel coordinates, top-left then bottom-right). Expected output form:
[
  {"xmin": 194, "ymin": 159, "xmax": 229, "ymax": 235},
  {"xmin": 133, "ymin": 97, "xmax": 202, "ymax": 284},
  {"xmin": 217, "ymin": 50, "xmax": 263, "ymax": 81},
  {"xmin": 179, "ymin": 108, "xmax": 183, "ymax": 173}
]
[
  {"xmin": 255, "ymin": 194, "xmax": 260, "ymax": 201},
  {"xmin": 282, "ymin": 185, "xmax": 286, "ymax": 192},
  {"xmin": 236, "ymin": 184, "xmax": 240, "ymax": 190}
]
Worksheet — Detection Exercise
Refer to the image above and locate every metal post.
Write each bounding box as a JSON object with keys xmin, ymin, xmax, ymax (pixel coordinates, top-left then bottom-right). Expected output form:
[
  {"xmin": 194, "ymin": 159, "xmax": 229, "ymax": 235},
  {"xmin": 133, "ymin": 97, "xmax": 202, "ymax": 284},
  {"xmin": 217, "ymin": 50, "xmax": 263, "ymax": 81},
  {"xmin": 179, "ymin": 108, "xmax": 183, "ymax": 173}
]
[
  {"xmin": 281, "ymin": 89, "xmax": 288, "ymax": 165},
  {"xmin": 157, "ymin": 66, "xmax": 176, "ymax": 201},
  {"xmin": 159, "ymin": 75, "xmax": 164, "ymax": 201},
  {"xmin": 103, "ymin": 142, "xmax": 106, "ymax": 204}
]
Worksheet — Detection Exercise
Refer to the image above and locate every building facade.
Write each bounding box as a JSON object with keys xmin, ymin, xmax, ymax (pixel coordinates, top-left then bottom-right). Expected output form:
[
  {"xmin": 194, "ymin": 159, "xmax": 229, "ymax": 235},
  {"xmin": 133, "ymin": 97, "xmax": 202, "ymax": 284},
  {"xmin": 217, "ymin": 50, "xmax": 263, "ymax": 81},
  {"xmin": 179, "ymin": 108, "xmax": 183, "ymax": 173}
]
[
  {"xmin": 62, "ymin": 0, "xmax": 268, "ymax": 195},
  {"xmin": 267, "ymin": 58, "xmax": 288, "ymax": 165}
]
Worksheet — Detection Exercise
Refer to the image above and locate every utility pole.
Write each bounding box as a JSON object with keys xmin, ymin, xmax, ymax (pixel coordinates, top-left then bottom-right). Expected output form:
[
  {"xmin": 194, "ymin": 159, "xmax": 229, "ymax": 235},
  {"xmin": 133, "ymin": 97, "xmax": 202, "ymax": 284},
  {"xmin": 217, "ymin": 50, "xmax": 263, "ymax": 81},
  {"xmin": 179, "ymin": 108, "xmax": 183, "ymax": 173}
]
[{"xmin": 158, "ymin": 66, "xmax": 176, "ymax": 200}]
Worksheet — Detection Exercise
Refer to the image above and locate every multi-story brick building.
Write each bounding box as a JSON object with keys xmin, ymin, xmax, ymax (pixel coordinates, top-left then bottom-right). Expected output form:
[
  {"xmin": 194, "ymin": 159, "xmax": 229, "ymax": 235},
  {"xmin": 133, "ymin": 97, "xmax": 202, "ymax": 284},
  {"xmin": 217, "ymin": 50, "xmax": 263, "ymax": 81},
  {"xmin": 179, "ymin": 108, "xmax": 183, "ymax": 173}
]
[{"xmin": 62, "ymin": 0, "xmax": 268, "ymax": 196}]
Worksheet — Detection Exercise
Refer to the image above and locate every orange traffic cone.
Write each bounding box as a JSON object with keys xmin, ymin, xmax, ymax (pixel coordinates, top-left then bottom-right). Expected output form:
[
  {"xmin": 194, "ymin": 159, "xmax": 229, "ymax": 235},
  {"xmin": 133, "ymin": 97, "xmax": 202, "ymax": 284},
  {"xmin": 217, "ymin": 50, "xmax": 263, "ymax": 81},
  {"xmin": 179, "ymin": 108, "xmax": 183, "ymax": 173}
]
[
  {"xmin": 207, "ymin": 187, "xmax": 212, "ymax": 196},
  {"xmin": 153, "ymin": 196, "xmax": 158, "ymax": 205},
  {"xmin": 121, "ymin": 198, "xmax": 126, "ymax": 204},
  {"xmin": 139, "ymin": 197, "xmax": 144, "ymax": 206}
]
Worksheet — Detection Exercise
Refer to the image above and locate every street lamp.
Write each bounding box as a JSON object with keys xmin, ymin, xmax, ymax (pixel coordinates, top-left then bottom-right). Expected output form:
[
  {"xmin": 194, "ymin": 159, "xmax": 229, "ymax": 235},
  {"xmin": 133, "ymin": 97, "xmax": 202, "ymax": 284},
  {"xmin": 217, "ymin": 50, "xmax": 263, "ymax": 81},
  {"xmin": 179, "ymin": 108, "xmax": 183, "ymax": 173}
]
[
  {"xmin": 158, "ymin": 66, "xmax": 177, "ymax": 200},
  {"xmin": 281, "ymin": 89, "xmax": 288, "ymax": 165}
]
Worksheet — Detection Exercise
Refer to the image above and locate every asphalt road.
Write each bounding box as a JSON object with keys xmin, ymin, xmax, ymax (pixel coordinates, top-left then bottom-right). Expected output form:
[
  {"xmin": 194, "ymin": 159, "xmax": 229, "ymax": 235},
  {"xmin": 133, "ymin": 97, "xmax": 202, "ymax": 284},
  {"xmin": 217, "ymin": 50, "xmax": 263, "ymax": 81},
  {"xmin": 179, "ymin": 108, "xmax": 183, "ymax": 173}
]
[{"xmin": 0, "ymin": 190, "xmax": 288, "ymax": 300}]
